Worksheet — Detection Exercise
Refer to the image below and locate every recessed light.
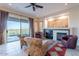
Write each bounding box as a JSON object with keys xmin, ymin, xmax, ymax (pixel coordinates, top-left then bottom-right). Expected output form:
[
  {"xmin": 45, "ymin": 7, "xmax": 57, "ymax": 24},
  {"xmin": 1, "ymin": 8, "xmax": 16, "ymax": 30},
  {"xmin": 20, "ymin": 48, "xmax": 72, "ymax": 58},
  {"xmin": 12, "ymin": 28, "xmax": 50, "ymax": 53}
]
[{"xmin": 8, "ymin": 3, "xmax": 12, "ymax": 6}]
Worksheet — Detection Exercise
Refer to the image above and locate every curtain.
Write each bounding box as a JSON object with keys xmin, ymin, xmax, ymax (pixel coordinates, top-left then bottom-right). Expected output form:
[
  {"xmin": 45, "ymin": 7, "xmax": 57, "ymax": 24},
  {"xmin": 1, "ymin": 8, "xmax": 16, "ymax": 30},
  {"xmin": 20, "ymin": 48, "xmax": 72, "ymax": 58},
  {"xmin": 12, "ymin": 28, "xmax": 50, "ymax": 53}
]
[
  {"xmin": 29, "ymin": 18, "xmax": 34, "ymax": 37},
  {"xmin": 0, "ymin": 10, "xmax": 8, "ymax": 44}
]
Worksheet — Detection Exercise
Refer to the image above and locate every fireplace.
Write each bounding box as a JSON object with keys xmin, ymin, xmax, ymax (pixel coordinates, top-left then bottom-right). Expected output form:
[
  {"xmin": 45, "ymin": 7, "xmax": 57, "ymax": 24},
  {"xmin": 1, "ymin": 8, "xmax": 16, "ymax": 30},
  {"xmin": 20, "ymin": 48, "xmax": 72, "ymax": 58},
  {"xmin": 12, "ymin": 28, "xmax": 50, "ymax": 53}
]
[
  {"xmin": 44, "ymin": 29, "xmax": 53, "ymax": 39},
  {"xmin": 43, "ymin": 29, "xmax": 70, "ymax": 40},
  {"xmin": 57, "ymin": 32, "xmax": 67, "ymax": 41}
]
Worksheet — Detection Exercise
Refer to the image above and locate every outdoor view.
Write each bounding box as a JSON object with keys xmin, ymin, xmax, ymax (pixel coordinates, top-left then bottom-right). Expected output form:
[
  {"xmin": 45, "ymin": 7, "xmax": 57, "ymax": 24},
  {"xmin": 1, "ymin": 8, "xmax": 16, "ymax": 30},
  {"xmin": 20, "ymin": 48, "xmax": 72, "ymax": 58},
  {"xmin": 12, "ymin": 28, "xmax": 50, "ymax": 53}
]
[{"xmin": 7, "ymin": 17, "xmax": 30, "ymax": 42}]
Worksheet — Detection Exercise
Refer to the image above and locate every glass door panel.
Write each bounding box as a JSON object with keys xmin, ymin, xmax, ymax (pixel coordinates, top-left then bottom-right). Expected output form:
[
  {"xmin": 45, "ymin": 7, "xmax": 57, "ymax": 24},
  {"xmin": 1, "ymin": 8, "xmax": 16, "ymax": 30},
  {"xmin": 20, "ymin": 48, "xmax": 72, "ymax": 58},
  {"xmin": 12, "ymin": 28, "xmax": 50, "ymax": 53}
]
[
  {"xmin": 21, "ymin": 19, "xmax": 30, "ymax": 37},
  {"xmin": 7, "ymin": 17, "xmax": 20, "ymax": 42}
]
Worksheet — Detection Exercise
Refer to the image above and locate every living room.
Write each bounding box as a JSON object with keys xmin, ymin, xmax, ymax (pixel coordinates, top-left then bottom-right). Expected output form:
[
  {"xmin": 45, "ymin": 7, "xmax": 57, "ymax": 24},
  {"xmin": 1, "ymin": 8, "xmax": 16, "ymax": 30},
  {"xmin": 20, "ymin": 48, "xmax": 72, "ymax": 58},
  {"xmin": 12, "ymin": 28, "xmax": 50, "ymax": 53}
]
[{"xmin": 0, "ymin": 3, "xmax": 79, "ymax": 56}]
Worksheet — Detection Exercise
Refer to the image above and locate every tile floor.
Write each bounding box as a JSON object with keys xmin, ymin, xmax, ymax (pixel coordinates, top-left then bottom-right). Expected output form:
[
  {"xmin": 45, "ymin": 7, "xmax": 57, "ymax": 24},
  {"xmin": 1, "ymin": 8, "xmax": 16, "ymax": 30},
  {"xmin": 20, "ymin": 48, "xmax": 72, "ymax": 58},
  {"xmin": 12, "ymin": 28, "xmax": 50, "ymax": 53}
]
[
  {"xmin": 0, "ymin": 41, "xmax": 27, "ymax": 56},
  {"xmin": 65, "ymin": 46, "xmax": 79, "ymax": 56},
  {"xmin": 0, "ymin": 41, "xmax": 79, "ymax": 56}
]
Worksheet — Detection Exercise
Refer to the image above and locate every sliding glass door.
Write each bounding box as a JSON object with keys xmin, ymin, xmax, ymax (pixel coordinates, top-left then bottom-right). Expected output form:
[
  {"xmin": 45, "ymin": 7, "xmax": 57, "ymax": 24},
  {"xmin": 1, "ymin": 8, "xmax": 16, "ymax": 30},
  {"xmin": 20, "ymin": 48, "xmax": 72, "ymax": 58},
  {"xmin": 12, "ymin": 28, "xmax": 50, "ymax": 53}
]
[
  {"xmin": 20, "ymin": 19, "xmax": 30, "ymax": 37},
  {"xmin": 6, "ymin": 17, "xmax": 30, "ymax": 43},
  {"xmin": 7, "ymin": 17, "xmax": 20, "ymax": 42}
]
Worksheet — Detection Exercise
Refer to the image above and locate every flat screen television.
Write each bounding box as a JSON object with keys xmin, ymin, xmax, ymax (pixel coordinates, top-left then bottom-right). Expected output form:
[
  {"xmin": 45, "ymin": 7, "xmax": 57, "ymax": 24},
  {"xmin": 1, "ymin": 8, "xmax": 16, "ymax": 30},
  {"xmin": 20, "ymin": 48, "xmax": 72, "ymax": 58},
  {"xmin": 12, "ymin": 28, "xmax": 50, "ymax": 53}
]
[{"xmin": 43, "ymin": 29, "xmax": 53, "ymax": 39}]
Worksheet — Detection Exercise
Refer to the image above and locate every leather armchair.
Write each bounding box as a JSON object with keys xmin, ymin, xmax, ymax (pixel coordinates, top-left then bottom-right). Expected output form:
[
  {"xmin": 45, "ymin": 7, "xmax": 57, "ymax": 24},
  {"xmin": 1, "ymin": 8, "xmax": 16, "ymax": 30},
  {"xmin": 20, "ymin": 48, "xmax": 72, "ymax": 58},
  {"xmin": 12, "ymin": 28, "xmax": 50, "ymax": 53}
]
[
  {"xmin": 61, "ymin": 35, "xmax": 78, "ymax": 49},
  {"xmin": 35, "ymin": 32, "xmax": 43, "ymax": 38},
  {"xmin": 19, "ymin": 36, "xmax": 27, "ymax": 48}
]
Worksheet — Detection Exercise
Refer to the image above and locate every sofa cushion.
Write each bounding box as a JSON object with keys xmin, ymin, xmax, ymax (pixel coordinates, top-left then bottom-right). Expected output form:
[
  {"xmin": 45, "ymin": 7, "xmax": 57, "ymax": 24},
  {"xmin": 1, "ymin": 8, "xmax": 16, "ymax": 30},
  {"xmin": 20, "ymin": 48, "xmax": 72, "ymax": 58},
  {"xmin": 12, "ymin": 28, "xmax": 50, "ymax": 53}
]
[{"xmin": 29, "ymin": 38, "xmax": 42, "ymax": 47}]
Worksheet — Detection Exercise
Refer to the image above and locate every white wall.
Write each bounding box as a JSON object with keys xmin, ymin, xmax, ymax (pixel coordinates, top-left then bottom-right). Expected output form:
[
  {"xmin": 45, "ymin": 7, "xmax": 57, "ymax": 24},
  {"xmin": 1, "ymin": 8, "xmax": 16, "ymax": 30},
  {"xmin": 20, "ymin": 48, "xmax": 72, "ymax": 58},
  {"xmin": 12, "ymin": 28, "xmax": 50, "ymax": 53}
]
[
  {"xmin": 69, "ymin": 6, "xmax": 79, "ymax": 36},
  {"xmin": 42, "ymin": 5, "xmax": 79, "ymax": 46},
  {"xmin": 69, "ymin": 5, "xmax": 79, "ymax": 45}
]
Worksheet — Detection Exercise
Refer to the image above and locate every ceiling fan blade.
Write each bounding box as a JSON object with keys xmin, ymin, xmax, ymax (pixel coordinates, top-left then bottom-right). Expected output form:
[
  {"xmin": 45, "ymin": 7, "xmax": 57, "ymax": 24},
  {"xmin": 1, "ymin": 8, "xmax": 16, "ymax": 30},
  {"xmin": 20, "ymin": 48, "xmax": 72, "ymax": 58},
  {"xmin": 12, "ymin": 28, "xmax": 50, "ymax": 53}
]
[
  {"xmin": 36, "ymin": 5, "xmax": 43, "ymax": 8},
  {"xmin": 25, "ymin": 5, "xmax": 32, "ymax": 8},
  {"xmin": 33, "ymin": 6, "xmax": 35, "ymax": 11},
  {"xmin": 30, "ymin": 3, "xmax": 36, "ymax": 6}
]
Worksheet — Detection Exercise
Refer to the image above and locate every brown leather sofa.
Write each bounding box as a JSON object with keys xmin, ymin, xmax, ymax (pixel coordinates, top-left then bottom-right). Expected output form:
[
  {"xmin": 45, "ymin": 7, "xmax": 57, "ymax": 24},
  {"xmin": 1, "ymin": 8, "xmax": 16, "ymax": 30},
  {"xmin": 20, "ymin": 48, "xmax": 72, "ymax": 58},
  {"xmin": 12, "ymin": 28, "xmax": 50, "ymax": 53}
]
[{"xmin": 61, "ymin": 35, "xmax": 78, "ymax": 49}]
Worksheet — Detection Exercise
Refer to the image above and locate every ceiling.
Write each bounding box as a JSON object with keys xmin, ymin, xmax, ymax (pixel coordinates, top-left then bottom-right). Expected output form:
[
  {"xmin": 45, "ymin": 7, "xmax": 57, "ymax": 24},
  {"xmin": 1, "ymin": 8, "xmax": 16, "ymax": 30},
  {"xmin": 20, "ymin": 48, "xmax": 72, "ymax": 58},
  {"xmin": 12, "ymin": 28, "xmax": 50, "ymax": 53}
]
[{"xmin": 0, "ymin": 3, "xmax": 79, "ymax": 18}]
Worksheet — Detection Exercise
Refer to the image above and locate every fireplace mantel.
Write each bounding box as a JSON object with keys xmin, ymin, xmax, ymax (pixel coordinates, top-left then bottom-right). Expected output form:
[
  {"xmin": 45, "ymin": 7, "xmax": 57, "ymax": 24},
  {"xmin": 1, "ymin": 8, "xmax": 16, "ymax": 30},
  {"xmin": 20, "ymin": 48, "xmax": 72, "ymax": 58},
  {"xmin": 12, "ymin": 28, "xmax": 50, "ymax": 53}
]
[
  {"xmin": 43, "ymin": 28, "xmax": 70, "ymax": 41},
  {"xmin": 53, "ymin": 29, "xmax": 70, "ymax": 41}
]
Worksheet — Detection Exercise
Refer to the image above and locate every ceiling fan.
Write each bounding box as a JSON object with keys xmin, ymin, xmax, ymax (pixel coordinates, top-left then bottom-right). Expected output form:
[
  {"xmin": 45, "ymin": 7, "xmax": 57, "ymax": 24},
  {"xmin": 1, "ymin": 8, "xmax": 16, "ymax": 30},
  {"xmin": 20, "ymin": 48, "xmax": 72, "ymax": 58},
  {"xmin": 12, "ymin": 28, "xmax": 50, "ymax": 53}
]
[{"xmin": 25, "ymin": 3, "xmax": 43, "ymax": 11}]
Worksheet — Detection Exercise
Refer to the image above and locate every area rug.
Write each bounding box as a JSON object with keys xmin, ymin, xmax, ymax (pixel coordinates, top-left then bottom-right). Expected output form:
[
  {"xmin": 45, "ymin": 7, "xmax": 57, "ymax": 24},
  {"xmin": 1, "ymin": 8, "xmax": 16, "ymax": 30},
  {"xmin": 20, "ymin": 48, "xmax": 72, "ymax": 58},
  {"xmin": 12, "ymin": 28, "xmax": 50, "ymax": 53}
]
[
  {"xmin": 44, "ymin": 40, "xmax": 55, "ymax": 46},
  {"xmin": 46, "ymin": 43, "xmax": 67, "ymax": 56}
]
